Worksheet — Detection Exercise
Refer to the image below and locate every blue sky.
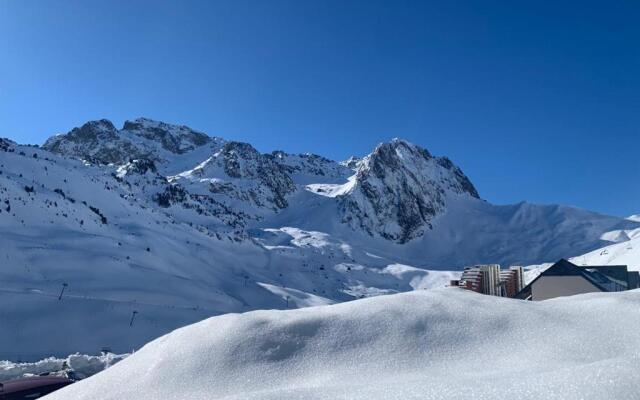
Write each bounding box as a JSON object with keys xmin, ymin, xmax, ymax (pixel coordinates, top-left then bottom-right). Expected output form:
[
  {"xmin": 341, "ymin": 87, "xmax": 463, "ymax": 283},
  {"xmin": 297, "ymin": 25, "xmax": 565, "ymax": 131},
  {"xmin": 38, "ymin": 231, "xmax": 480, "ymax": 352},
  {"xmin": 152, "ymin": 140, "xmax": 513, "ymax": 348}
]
[{"xmin": 1, "ymin": 0, "xmax": 638, "ymax": 216}]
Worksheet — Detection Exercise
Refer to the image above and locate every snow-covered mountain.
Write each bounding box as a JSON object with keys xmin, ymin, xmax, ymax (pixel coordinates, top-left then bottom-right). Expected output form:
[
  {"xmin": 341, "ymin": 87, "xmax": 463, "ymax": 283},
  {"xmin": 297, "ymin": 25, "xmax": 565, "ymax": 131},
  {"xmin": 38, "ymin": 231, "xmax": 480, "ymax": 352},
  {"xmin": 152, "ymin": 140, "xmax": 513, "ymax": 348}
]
[
  {"xmin": 1, "ymin": 117, "xmax": 638, "ymax": 358},
  {"xmin": 43, "ymin": 118, "xmax": 224, "ymax": 168},
  {"xmin": 338, "ymin": 139, "xmax": 479, "ymax": 242}
]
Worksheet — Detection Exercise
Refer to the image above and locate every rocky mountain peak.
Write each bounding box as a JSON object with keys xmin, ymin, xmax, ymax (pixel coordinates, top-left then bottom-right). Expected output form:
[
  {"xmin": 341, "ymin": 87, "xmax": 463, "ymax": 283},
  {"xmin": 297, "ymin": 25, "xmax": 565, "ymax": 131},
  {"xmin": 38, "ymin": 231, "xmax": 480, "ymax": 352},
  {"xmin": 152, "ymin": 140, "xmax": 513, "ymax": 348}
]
[
  {"xmin": 40, "ymin": 120, "xmax": 480, "ymax": 243},
  {"xmin": 44, "ymin": 119, "xmax": 118, "ymax": 148},
  {"xmin": 42, "ymin": 119, "xmax": 139, "ymax": 165},
  {"xmin": 172, "ymin": 141, "xmax": 296, "ymax": 212},
  {"xmin": 217, "ymin": 142, "xmax": 295, "ymax": 209},
  {"xmin": 42, "ymin": 118, "xmax": 218, "ymax": 165},
  {"xmin": 122, "ymin": 118, "xmax": 211, "ymax": 154},
  {"xmin": 340, "ymin": 138, "xmax": 480, "ymax": 243},
  {"xmin": 366, "ymin": 138, "xmax": 432, "ymax": 172},
  {"xmin": 0, "ymin": 138, "xmax": 15, "ymax": 152}
]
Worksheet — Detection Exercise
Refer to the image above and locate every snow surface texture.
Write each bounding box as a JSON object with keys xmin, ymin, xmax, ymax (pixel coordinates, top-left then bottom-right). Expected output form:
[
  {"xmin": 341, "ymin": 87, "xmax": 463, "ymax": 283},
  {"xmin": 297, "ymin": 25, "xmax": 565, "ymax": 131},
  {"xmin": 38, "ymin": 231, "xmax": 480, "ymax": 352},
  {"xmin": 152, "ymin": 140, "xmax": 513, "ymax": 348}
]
[
  {"xmin": 0, "ymin": 353, "xmax": 127, "ymax": 381},
  {"xmin": 1, "ymin": 119, "xmax": 638, "ymax": 359},
  {"xmin": 45, "ymin": 289, "xmax": 640, "ymax": 400}
]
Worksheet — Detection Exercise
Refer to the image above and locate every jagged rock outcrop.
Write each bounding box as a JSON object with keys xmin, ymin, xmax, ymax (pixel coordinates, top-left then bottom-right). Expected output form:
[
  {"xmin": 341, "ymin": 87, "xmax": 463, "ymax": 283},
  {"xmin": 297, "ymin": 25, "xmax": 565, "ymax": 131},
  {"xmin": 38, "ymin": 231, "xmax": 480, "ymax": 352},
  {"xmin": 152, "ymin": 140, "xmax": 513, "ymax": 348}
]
[
  {"xmin": 42, "ymin": 119, "xmax": 483, "ymax": 243},
  {"xmin": 340, "ymin": 156, "xmax": 363, "ymax": 170},
  {"xmin": 0, "ymin": 138, "xmax": 14, "ymax": 152},
  {"xmin": 171, "ymin": 141, "xmax": 296, "ymax": 212},
  {"xmin": 121, "ymin": 118, "xmax": 211, "ymax": 154},
  {"xmin": 43, "ymin": 118, "xmax": 218, "ymax": 166},
  {"xmin": 271, "ymin": 151, "xmax": 352, "ymax": 184},
  {"xmin": 339, "ymin": 139, "xmax": 479, "ymax": 243},
  {"xmin": 43, "ymin": 119, "xmax": 146, "ymax": 164},
  {"xmin": 116, "ymin": 158, "xmax": 158, "ymax": 176}
]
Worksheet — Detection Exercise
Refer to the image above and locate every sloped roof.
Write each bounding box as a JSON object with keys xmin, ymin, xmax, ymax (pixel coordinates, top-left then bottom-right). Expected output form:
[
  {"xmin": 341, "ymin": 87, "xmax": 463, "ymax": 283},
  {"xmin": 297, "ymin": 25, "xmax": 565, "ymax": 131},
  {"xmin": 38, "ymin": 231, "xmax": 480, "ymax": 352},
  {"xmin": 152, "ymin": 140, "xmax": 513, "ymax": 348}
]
[
  {"xmin": 581, "ymin": 265, "xmax": 629, "ymax": 285},
  {"xmin": 538, "ymin": 259, "xmax": 585, "ymax": 277},
  {"xmin": 516, "ymin": 259, "xmax": 627, "ymax": 299}
]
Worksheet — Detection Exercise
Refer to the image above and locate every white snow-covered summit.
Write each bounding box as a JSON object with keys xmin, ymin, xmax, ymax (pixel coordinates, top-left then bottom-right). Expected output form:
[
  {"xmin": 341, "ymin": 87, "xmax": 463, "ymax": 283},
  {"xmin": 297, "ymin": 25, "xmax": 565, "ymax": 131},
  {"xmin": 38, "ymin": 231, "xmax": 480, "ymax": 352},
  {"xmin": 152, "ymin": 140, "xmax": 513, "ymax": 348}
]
[{"xmin": 1, "ymin": 118, "xmax": 638, "ymax": 358}]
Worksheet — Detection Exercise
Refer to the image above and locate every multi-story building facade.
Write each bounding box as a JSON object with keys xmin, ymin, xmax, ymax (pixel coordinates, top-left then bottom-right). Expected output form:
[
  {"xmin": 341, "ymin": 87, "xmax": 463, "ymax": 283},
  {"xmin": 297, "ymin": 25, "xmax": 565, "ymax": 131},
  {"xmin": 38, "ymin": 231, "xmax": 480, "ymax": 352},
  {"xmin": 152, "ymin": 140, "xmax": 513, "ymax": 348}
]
[{"xmin": 450, "ymin": 264, "xmax": 524, "ymax": 298}]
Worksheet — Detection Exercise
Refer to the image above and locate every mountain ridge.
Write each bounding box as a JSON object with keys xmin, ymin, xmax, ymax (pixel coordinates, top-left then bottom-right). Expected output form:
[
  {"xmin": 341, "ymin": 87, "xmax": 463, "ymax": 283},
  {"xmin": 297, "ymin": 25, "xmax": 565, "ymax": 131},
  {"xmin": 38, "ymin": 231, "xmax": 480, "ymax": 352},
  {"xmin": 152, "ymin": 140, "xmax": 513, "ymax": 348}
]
[
  {"xmin": 41, "ymin": 118, "xmax": 488, "ymax": 243},
  {"xmin": 0, "ymin": 117, "xmax": 637, "ymax": 358}
]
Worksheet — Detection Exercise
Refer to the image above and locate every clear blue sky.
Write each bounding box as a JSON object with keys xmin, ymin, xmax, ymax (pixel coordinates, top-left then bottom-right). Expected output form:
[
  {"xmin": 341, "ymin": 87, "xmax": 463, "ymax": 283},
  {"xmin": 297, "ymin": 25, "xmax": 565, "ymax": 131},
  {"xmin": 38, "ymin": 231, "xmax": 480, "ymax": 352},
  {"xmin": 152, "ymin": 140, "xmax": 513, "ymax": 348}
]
[{"xmin": 1, "ymin": 0, "xmax": 638, "ymax": 216}]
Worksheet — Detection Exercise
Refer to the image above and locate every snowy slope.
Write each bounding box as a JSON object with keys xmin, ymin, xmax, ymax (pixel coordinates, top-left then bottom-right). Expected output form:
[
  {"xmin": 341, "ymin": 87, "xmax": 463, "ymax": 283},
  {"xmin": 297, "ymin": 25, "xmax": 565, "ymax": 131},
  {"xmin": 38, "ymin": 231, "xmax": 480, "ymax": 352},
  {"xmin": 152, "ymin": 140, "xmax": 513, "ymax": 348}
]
[
  {"xmin": 45, "ymin": 289, "xmax": 640, "ymax": 400},
  {"xmin": 2, "ymin": 118, "xmax": 639, "ymax": 360},
  {"xmin": 627, "ymin": 214, "xmax": 640, "ymax": 222},
  {"xmin": 523, "ymin": 218, "xmax": 640, "ymax": 281},
  {"xmin": 570, "ymin": 215, "xmax": 640, "ymax": 269},
  {"xmin": 571, "ymin": 231, "xmax": 640, "ymax": 269},
  {"xmin": 0, "ymin": 138, "xmax": 452, "ymax": 360},
  {"xmin": 262, "ymin": 191, "xmax": 638, "ymax": 268}
]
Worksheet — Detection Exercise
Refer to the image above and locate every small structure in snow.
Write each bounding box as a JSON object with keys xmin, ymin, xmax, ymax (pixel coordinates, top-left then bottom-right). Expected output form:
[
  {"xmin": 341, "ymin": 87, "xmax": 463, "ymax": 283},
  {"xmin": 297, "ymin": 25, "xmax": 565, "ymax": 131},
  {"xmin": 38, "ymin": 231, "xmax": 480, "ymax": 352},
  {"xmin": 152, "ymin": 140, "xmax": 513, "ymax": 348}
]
[
  {"xmin": 515, "ymin": 259, "xmax": 640, "ymax": 301},
  {"xmin": 450, "ymin": 264, "xmax": 524, "ymax": 297}
]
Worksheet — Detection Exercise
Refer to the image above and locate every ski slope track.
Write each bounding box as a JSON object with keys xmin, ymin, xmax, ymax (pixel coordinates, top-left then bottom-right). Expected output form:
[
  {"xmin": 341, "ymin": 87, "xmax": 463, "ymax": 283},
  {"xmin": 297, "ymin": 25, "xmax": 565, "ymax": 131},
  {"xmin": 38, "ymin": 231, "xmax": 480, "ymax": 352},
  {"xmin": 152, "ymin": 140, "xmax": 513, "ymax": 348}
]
[{"xmin": 0, "ymin": 118, "xmax": 638, "ymax": 359}]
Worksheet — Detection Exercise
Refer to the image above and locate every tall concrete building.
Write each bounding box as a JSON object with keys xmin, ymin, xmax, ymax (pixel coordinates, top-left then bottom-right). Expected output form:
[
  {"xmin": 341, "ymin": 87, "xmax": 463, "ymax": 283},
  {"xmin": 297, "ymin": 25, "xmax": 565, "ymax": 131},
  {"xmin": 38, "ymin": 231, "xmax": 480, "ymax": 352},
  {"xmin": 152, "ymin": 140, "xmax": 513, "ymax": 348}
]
[
  {"xmin": 500, "ymin": 266, "xmax": 525, "ymax": 298},
  {"xmin": 451, "ymin": 264, "xmax": 524, "ymax": 298}
]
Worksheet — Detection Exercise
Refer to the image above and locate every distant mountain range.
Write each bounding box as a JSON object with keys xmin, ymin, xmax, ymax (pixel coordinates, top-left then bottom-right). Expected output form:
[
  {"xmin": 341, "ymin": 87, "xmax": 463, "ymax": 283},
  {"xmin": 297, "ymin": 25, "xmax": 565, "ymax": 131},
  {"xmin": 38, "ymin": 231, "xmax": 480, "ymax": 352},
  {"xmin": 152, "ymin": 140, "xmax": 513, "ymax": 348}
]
[{"xmin": 1, "ymin": 117, "xmax": 637, "ymax": 358}]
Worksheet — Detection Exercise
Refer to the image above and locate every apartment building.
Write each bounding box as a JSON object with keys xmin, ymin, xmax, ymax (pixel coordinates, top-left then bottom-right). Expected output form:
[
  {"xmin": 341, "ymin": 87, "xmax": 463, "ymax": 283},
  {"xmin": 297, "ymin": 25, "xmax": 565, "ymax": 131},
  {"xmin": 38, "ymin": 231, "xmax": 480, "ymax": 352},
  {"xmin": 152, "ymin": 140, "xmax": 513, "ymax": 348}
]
[{"xmin": 450, "ymin": 264, "xmax": 524, "ymax": 297}]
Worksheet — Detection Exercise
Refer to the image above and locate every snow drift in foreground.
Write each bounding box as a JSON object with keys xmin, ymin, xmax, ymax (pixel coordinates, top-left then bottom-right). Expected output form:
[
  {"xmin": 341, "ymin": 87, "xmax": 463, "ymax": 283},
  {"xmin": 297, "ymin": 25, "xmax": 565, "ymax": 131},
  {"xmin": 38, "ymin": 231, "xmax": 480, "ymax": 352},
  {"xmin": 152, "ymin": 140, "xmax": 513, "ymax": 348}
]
[{"xmin": 45, "ymin": 289, "xmax": 640, "ymax": 400}]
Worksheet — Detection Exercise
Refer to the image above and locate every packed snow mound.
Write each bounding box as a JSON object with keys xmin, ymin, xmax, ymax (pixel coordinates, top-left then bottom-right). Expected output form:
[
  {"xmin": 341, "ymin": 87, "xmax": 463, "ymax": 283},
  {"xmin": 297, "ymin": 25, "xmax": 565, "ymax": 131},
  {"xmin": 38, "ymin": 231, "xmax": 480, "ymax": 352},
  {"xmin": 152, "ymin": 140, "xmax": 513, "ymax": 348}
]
[{"xmin": 45, "ymin": 289, "xmax": 640, "ymax": 400}]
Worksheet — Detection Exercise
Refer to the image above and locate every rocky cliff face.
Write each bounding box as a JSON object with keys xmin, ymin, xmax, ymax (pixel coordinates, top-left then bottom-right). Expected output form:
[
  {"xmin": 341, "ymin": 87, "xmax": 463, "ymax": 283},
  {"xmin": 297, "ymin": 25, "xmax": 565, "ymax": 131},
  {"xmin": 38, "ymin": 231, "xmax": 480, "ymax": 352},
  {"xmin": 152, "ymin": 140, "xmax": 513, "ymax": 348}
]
[
  {"xmin": 41, "ymin": 120, "xmax": 482, "ymax": 243},
  {"xmin": 171, "ymin": 141, "xmax": 296, "ymax": 212},
  {"xmin": 0, "ymin": 138, "xmax": 14, "ymax": 152},
  {"xmin": 271, "ymin": 151, "xmax": 353, "ymax": 184},
  {"xmin": 43, "ymin": 119, "xmax": 143, "ymax": 164},
  {"xmin": 43, "ymin": 118, "xmax": 219, "ymax": 166},
  {"xmin": 121, "ymin": 118, "xmax": 211, "ymax": 154},
  {"xmin": 339, "ymin": 139, "xmax": 479, "ymax": 243}
]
